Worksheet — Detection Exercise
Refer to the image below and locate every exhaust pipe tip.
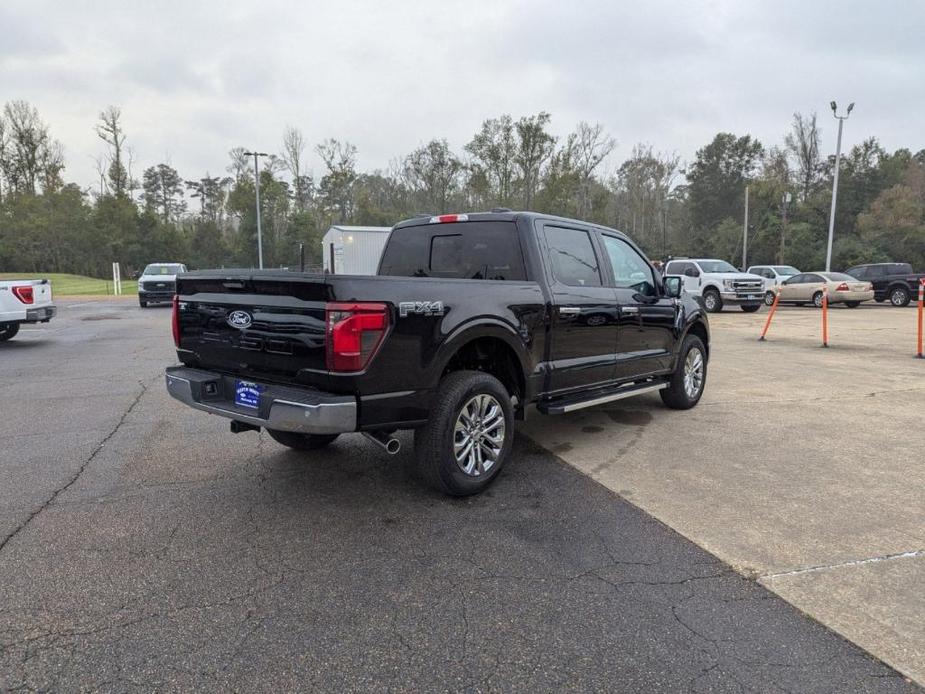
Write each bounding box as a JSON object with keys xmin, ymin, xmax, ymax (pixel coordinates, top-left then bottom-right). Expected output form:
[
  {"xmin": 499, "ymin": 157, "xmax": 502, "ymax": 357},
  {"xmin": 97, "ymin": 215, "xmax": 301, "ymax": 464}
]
[{"xmin": 363, "ymin": 431, "xmax": 401, "ymax": 455}]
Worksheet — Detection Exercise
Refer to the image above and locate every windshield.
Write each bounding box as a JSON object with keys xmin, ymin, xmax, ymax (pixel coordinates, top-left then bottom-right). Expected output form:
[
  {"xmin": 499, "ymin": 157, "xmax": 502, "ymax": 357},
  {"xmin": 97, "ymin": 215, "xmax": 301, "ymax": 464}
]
[
  {"xmin": 772, "ymin": 266, "xmax": 800, "ymax": 275},
  {"xmin": 144, "ymin": 264, "xmax": 183, "ymax": 275},
  {"xmin": 697, "ymin": 260, "xmax": 738, "ymax": 273}
]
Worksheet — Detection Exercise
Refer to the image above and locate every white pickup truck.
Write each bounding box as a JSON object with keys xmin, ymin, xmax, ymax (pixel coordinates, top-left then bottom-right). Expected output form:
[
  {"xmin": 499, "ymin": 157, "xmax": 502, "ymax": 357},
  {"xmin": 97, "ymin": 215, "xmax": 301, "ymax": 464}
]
[
  {"xmin": 0, "ymin": 279, "xmax": 57, "ymax": 341},
  {"xmin": 664, "ymin": 258, "xmax": 765, "ymax": 313}
]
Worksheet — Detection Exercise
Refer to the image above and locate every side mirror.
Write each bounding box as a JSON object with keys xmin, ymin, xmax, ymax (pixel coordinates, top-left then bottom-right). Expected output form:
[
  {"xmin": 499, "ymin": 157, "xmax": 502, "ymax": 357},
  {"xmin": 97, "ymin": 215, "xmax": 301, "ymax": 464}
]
[{"xmin": 664, "ymin": 275, "xmax": 682, "ymax": 299}]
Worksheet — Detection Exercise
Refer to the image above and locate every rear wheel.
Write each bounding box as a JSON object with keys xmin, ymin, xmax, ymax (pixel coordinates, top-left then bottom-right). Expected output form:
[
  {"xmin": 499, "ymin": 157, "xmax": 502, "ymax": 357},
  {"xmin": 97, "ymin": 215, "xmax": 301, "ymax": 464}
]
[
  {"xmin": 889, "ymin": 286, "xmax": 910, "ymax": 307},
  {"xmin": 414, "ymin": 370, "xmax": 514, "ymax": 496},
  {"xmin": 845, "ymin": 301, "xmax": 860, "ymax": 308},
  {"xmin": 740, "ymin": 304, "xmax": 761, "ymax": 313},
  {"xmin": 702, "ymin": 289, "xmax": 722, "ymax": 313},
  {"xmin": 0, "ymin": 323, "xmax": 21, "ymax": 342},
  {"xmin": 660, "ymin": 335, "xmax": 707, "ymax": 410},
  {"xmin": 266, "ymin": 429, "xmax": 339, "ymax": 451}
]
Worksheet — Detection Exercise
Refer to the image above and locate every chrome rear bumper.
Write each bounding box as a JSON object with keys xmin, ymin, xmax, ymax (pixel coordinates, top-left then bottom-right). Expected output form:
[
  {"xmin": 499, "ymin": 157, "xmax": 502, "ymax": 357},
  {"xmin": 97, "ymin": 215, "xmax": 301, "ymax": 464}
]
[{"xmin": 165, "ymin": 366, "xmax": 356, "ymax": 434}]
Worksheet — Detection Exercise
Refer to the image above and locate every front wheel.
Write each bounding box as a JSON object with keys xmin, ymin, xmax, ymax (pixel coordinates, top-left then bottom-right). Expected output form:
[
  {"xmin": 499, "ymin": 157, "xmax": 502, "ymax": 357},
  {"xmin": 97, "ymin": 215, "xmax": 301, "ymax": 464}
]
[
  {"xmin": 813, "ymin": 291, "xmax": 825, "ymax": 308},
  {"xmin": 660, "ymin": 335, "xmax": 707, "ymax": 410},
  {"xmin": 0, "ymin": 322, "xmax": 21, "ymax": 342},
  {"xmin": 702, "ymin": 289, "xmax": 722, "ymax": 313},
  {"xmin": 139, "ymin": 299, "xmax": 148, "ymax": 308},
  {"xmin": 890, "ymin": 287, "xmax": 910, "ymax": 307},
  {"xmin": 741, "ymin": 304, "xmax": 761, "ymax": 313},
  {"xmin": 266, "ymin": 429, "xmax": 339, "ymax": 450},
  {"xmin": 414, "ymin": 370, "xmax": 514, "ymax": 496},
  {"xmin": 764, "ymin": 291, "xmax": 776, "ymax": 306}
]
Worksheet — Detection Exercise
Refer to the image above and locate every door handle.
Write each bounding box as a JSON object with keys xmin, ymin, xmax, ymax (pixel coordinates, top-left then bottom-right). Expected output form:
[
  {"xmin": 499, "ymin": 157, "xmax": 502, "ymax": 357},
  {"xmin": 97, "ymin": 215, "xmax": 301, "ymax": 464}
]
[
  {"xmin": 621, "ymin": 306, "xmax": 639, "ymax": 315},
  {"xmin": 558, "ymin": 306, "xmax": 581, "ymax": 316}
]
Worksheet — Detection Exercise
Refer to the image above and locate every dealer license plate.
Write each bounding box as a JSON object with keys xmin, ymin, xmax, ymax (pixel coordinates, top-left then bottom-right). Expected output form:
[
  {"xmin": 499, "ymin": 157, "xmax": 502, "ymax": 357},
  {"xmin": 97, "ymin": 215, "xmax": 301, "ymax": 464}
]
[{"xmin": 234, "ymin": 380, "xmax": 262, "ymax": 409}]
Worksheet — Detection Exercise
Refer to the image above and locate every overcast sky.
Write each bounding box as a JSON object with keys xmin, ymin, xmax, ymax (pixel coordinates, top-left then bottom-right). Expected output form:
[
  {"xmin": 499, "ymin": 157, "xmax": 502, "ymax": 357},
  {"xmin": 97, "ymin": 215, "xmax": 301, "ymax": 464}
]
[{"xmin": 2, "ymin": 0, "xmax": 923, "ymax": 191}]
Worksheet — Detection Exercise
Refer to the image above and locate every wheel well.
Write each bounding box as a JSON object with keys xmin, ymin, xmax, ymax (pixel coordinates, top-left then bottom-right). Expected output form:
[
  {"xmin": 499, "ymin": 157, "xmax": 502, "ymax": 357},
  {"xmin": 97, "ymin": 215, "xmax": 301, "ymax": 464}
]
[
  {"xmin": 442, "ymin": 337, "xmax": 525, "ymax": 401},
  {"xmin": 686, "ymin": 322, "xmax": 709, "ymax": 359},
  {"xmin": 888, "ymin": 283, "xmax": 909, "ymax": 294}
]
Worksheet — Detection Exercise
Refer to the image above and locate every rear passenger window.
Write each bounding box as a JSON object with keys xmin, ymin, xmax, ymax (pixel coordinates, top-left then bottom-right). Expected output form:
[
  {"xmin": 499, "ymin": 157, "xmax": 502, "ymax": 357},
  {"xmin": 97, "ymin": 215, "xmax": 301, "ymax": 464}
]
[{"xmin": 544, "ymin": 227, "xmax": 601, "ymax": 287}]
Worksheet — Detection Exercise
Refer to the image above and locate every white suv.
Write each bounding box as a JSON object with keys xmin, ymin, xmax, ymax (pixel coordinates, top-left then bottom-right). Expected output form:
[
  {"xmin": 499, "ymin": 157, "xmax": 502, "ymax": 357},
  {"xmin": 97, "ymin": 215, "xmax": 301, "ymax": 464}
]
[
  {"xmin": 746, "ymin": 265, "xmax": 801, "ymax": 306},
  {"xmin": 664, "ymin": 258, "xmax": 764, "ymax": 313}
]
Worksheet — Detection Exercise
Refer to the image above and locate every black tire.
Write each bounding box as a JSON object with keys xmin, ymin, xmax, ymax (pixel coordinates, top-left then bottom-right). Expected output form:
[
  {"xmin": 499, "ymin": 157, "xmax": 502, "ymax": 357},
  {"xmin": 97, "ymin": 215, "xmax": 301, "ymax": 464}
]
[
  {"xmin": 889, "ymin": 286, "xmax": 910, "ymax": 307},
  {"xmin": 413, "ymin": 370, "xmax": 514, "ymax": 496},
  {"xmin": 764, "ymin": 291, "xmax": 776, "ymax": 306},
  {"xmin": 741, "ymin": 304, "xmax": 761, "ymax": 313},
  {"xmin": 875, "ymin": 298, "xmax": 885, "ymax": 303},
  {"xmin": 812, "ymin": 291, "xmax": 825, "ymax": 308},
  {"xmin": 0, "ymin": 322, "xmax": 21, "ymax": 342},
  {"xmin": 844, "ymin": 301, "xmax": 860, "ymax": 308},
  {"xmin": 139, "ymin": 299, "xmax": 148, "ymax": 308},
  {"xmin": 660, "ymin": 335, "xmax": 707, "ymax": 410},
  {"xmin": 266, "ymin": 429, "xmax": 339, "ymax": 451},
  {"xmin": 702, "ymin": 289, "xmax": 722, "ymax": 313}
]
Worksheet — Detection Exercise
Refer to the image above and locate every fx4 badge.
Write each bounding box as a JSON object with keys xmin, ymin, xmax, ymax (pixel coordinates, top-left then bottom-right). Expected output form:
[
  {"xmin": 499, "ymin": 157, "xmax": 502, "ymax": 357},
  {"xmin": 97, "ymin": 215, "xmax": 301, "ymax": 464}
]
[{"xmin": 399, "ymin": 301, "xmax": 445, "ymax": 318}]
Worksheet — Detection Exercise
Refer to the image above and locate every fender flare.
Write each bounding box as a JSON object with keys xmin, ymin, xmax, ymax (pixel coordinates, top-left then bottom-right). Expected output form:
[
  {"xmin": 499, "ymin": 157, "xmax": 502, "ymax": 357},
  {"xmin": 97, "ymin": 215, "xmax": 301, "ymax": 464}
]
[{"xmin": 431, "ymin": 319, "xmax": 532, "ymax": 387}]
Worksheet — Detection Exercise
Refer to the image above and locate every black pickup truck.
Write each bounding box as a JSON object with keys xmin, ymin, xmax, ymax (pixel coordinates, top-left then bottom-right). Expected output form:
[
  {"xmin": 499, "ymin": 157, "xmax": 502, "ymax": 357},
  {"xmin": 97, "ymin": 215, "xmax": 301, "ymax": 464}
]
[
  {"xmin": 843, "ymin": 263, "xmax": 925, "ymax": 306},
  {"xmin": 165, "ymin": 211, "xmax": 709, "ymax": 495}
]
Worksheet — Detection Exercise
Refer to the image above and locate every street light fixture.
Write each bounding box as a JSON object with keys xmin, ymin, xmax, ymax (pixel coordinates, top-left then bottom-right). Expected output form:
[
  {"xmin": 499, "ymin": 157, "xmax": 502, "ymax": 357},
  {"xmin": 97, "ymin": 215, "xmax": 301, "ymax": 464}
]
[
  {"xmin": 825, "ymin": 101, "xmax": 854, "ymax": 271},
  {"xmin": 243, "ymin": 151, "xmax": 269, "ymax": 269}
]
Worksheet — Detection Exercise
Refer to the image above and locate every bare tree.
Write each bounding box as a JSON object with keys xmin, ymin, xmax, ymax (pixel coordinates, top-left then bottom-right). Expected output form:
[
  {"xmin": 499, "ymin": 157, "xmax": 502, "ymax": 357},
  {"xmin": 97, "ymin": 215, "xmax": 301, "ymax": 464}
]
[
  {"xmin": 572, "ymin": 121, "xmax": 616, "ymax": 216},
  {"xmin": 281, "ymin": 126, "xmax": 309, "ymax": 212},
  {"xmin": 96, "ymin": 105, "xmax": 128, "ymax": 196},
  {"xmin": 227, "ymin": 146, "xmax": 250, "ymax": 180},
  {"xmin": 402, "ymin": 139, "xmax": 462, "ymax": 212},
  {"xmin": 785, "ymin": 112, "xmax": 820, "ymax": 201},
  {"xmin": 513, "ymin": 112, "xmax": 556, "ymax": 208}
]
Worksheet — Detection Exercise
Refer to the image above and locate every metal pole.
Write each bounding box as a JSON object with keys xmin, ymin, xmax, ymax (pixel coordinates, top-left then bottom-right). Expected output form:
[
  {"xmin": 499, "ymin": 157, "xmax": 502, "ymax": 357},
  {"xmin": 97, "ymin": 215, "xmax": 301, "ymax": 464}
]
[
  {"xmin": 742, "ymin": 185, "xmax": 749, "ymax": 270},
  {"xmin": 253, "ymin": 153, "xmax": 264, "ymax": 270},
  {"xmin": 825, "ymin": 117, "xmax": 845, "ymax": 272},
  {"xmin": 299, "ymin": 242, "xmax": 305, "ymax": 273}
]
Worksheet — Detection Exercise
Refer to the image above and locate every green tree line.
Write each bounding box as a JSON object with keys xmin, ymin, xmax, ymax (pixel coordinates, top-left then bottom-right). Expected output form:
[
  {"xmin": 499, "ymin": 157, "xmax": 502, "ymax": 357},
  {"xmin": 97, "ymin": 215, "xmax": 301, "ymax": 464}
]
[{"xmin": 1, "ymin": 100, "xmax": 923, "ymax": 277}]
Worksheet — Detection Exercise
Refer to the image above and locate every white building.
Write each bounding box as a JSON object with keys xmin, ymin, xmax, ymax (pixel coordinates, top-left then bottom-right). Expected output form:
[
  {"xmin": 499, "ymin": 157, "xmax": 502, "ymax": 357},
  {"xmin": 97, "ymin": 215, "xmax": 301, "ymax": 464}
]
[{"xmin": 321, "ymin": 225, "xmax": 392, "ymax": 275}]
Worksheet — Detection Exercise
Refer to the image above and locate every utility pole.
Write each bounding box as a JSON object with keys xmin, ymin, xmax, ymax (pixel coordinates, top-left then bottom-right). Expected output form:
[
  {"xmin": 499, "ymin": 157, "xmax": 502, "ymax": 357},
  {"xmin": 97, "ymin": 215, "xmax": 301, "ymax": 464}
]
[
  {"xmin": 244, "ymin": 151, "xmax": 269, "ymax": 269},
  {"xmin": 742, "ymin": 185, "xmax": 749, "ymax": 270},
  {"xmin": 825, "ymin": 101, "xmax": 854, "ymax": 272},
  {"xmin": 780, "ymin": 192, "xmax": 791, "ymax": 264}
]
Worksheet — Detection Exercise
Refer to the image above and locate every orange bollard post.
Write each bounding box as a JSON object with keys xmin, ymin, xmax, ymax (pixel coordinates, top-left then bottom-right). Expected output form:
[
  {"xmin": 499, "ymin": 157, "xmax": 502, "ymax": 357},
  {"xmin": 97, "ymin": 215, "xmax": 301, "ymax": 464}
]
[
  {"xmin": 758, "ymin": 289, "xmax": 781, "ymax": 341},
  {"xmin": 917, "ymin": 280, "xmax": 924, "ymax": 359},
  {"xmin": 821, "ymin": 284, "xmax": 829, "ymax": 348}
]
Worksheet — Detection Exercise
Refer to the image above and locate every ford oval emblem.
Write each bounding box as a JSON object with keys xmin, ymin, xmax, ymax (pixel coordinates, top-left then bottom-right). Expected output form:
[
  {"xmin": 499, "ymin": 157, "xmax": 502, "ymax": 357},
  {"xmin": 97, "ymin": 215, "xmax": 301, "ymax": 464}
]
[{"xmin": 227, "ymin": 310, "xmax": 252, "ymax": 329}]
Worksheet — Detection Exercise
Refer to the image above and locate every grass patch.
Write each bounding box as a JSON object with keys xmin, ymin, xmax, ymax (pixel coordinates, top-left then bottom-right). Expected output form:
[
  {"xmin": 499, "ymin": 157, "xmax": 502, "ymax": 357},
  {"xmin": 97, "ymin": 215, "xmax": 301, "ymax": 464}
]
[{"xmin": 0, "ymin": 273, "xmax": 138, "ymax": 296}]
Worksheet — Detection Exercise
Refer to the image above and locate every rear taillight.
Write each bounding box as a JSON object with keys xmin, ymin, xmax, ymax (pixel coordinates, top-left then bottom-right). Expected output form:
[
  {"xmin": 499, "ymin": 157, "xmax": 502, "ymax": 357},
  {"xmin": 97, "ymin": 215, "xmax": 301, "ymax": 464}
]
[
  {"xmin": 835, "ymin": 282, "xmax": 850, "ymax": 292},
  {"xmin": 325, "ymin": 302, "xmax": 389, "ymax": 372},
  {"xmin": 429, "ymin": 214, "xmax": 468, "ymax": 224},
  {"xmin": 171, "ymin": 294, "xmax": 180, "ymax": 347},
  {"xmin": 12, "ymin": 285, "xmax": 34, "ymax": 304}
]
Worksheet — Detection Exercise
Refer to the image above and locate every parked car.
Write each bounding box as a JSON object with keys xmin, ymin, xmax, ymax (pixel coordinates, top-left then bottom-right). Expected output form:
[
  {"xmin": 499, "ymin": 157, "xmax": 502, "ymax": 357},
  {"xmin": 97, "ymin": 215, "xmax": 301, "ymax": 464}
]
[
  {"xmin": 138, "ymin": 263, "xmax": 187, "ymax": 307},
  {"xmin": 664, "ymin": 258, "xmax": 764, "ymax": 312},
  {"xmin": 778, "ymin": 272, "xmax": 874, "ymax": 307},
  {"xmin": 165, "ymin": 211, "xmax": 710, "ymax": 496},
  {"xmin": 746, "ymin": 265, "xmax": 801, "ymax": 305},
  {"xmin": 843, "ymin": 263, "xmax": 925, "ymax": 307},
  {"xmin": 0, "ymin": 278, "xmax": 56, "ymax": 341}
]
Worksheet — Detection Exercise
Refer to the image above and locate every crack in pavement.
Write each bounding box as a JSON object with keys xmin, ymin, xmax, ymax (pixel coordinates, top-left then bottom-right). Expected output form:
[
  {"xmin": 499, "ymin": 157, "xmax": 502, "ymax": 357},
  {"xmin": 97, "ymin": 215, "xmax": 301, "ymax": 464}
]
[
  {"xmin": 0, "ymin": 378, "xmax": 150, "ymax": 557},
  {"xmin": 760, "ymin": 549, "xmax": 925, "ymax": 580}
]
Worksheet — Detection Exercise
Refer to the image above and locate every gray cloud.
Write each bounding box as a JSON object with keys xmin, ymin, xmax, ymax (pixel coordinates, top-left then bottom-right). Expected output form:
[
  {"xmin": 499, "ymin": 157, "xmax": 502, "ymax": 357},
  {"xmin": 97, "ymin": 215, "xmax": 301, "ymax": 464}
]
[{"xmin": 1, "ymin": 0, "xmax": 922, "ymax": 192}]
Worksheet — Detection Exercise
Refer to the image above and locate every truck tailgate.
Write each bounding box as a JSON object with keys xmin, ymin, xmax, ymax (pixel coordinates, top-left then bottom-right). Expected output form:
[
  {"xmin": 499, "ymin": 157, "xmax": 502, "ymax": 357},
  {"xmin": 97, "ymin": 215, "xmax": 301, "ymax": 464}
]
[{"xmin": 176, "ymin": 274, "xmax": 329, "ymax": 379}]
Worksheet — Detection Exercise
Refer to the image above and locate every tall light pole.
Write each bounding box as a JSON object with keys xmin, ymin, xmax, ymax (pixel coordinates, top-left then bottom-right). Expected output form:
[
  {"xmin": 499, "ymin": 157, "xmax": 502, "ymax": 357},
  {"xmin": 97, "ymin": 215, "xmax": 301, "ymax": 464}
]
[
  {"xmin": 825, "ymin": 101, "xmax": 854, "ymax": 271},
  {"xmin": 742, "ymin": 185, "xmax": 749, "ymax": 270},
  {"xmin": 243, "ymin": 151, "xmax": 268, "ymax": 269}
]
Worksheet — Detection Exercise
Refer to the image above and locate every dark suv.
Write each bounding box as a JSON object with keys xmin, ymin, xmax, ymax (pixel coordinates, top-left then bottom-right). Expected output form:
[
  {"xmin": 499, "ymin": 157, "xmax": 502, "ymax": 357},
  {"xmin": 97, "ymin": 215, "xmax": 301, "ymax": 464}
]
[{"xmin": 843, "ymin": 263, "xmax": 925, "ymax": 306}]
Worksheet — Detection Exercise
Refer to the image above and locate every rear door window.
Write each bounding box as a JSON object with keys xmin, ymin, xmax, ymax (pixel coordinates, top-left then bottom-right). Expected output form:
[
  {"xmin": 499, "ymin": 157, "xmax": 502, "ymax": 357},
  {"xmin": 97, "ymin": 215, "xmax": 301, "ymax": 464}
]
[
  {"xmin": 543, "ymin": 226, "xmax": 602, "ymax": 287},
  {"xmin": 378, "ymin": 221, "xmax": 526, "ymax": 280}
]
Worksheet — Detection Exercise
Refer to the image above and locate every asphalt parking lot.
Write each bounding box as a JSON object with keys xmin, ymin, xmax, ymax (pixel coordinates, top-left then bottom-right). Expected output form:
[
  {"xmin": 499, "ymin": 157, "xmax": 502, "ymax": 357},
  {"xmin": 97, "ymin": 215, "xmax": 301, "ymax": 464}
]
[{"xmin": 0, "ymin": 299, "xmax": 920, "ymax": 691}]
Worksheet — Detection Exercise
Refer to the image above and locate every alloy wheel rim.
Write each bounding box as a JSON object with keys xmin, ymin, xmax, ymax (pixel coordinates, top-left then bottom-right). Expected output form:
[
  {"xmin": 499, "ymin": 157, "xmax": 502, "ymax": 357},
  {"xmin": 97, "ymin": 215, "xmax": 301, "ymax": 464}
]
[
  {"xmin": 683, "ymin": 348, "xmax": 704, "ymax": 399},
  {"xmin": 705, "ymin": 294, "xmax": 717, "ymax": 310},
  {"xmin": 453, "ymin": 394, "xmax": 505, "ymax": 477},
  {"xmin": 892, "ymin": 290, "xmax": 905, "ymax": 305}
]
